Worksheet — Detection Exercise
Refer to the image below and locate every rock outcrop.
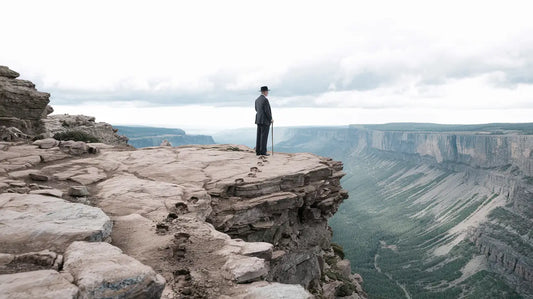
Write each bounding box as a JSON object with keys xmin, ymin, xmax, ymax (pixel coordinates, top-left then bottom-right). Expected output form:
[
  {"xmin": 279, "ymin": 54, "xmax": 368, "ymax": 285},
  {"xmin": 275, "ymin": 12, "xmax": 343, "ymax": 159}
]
[
  {"xmin": 0, "ymin": 65, "xmax": 51, "ymax": 135},
  {"xmin": 44, "ymin": 114, "xmax": 129, "ymax": 145},
  {"xmin": 0, "ymin": 66, "xmax": 128, "ymax": 146},
  {"xmin": 0, "ymin": 139, "xmax": 364, "ymax": 298}
]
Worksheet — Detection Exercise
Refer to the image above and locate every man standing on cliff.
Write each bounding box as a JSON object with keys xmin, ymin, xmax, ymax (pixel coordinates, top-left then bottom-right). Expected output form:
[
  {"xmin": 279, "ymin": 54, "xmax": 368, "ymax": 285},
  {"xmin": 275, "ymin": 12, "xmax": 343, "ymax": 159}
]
[{"xmin": 255, "ymin": 86, "xmax": 273, "ymax": 156}]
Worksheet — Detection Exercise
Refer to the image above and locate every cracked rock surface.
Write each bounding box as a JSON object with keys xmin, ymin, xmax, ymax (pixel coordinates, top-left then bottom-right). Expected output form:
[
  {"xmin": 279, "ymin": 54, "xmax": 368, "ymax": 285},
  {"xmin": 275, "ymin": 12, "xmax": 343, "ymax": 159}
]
[{"xmin": 0, "ymin": 141, "xmax": 365, "ymax": 298}]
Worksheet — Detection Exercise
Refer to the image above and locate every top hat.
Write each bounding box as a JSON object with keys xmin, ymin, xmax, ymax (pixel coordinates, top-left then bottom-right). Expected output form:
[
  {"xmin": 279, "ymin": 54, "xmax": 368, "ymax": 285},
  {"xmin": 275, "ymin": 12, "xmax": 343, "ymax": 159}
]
[{"xmin": 260, "ymin": 86, "xmax": 270, "ymax": 92}]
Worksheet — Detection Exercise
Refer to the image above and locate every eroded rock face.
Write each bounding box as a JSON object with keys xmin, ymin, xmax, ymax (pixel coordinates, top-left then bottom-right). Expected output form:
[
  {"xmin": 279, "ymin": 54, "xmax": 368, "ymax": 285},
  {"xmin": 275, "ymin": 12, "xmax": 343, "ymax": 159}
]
[
  {"xmin": 0, "ymin": 66, "xmax": 50, "ymax": 135},
  {"xmin": 43, "ymin": 114, "xmax": 129, "ymax": 145},
  {"xmin": 469, "ymin": 229, "xmax": 533, "ymax": 294},
  {"xmin": 0, "ymin": 142, "xmax": 365, "ymax": 298},
  {"xmin": 206, "ymin": 155, "xmax": 349, "ymax": 290}
]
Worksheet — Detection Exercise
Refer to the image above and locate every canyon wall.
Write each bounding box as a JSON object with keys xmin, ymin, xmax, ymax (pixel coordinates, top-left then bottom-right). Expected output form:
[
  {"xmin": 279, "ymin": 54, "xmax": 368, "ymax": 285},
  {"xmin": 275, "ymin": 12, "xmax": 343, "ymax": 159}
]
[{"xmin": 278, "ymin": 126, "xmax": 533, "ymax": 297}]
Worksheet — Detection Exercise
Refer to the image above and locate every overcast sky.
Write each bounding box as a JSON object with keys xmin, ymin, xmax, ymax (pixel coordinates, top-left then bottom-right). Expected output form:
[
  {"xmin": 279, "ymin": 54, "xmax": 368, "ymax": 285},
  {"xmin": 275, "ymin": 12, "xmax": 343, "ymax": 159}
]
[{"xmin": 2, "ymin": 0, "xmax": 533, "ymax": 133}]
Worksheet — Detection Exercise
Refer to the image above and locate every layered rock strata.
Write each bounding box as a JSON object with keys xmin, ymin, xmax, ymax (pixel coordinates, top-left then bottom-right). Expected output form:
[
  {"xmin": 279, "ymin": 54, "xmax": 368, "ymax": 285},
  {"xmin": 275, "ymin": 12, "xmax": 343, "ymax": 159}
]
[
  {"xmin": 0, "ymin": 140, "xmax": 365, "ymax": 298},
  {"xmin": 0, "ymin": 66, "xmax": 51, "ymax": 135},
  {"xmin": 349, "ymin": 128, "xmax": 533, "ymax": 294}
]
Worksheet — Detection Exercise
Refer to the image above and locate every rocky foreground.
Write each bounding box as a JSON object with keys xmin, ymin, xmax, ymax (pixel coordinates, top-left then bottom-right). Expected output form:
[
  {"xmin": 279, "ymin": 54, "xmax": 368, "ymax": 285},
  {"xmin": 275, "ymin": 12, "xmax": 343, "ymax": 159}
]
[{"xmin": 0, "ymin": 140, "xmax": 365, "ymax": 298}]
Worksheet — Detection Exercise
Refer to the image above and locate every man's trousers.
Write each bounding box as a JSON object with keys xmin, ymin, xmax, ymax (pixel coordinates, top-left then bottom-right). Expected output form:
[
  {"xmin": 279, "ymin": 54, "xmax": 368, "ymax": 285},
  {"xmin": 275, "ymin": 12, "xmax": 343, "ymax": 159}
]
[{"xmin": 256, "ymin": 124, "xmax": 270, "ymax": 155}]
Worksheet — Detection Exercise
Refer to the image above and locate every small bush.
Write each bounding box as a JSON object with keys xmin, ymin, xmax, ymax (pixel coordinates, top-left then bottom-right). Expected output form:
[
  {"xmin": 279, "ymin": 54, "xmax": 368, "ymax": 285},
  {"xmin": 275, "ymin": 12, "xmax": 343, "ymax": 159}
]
[
  {"xmin": 331, "ymin": 243, "xmax": 345, "ymax": 259},
  {"xmin": 335, "ymin": 283, "xmax": 356, "ymax": 297},
  {"xmin": 325, "ymin": 255, "xmax": 337, "ymax": 266},
  {"xmin": 53, "ymin": 131, "xmax": 99, "ymax": 143},
  {"xmin": 225, "ymin": 146, "xmax": 242, "ymax": 151},
  {"xmin": 325, "ymin": 270, "xmax": 340, "ymax": 281}
]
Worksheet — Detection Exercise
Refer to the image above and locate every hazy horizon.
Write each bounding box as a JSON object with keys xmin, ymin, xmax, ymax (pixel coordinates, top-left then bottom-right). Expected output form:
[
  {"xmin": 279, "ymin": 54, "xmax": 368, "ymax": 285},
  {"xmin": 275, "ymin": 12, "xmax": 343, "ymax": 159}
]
[
  {"xmin": 3, "ymin": 0, "xmax": 533, "ymax": 132},
  {"xmin": 112, "ymin": 121, "xmax": 533, "ymax": 136}
]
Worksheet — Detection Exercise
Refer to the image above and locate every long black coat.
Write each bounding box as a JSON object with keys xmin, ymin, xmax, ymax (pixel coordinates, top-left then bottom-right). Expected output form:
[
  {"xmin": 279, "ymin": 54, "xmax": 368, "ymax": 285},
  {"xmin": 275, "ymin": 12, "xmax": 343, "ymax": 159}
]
[{"xmin": 255, "ymin": 95, "xmax": 272, "ymax": 125}]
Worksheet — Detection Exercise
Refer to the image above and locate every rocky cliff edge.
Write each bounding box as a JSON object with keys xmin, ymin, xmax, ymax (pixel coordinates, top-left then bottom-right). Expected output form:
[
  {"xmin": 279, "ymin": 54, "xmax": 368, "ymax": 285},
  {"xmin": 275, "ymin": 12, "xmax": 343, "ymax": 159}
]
[{"xmin": 0, "ymin": 141, "xmax": 364, "ymax": 298}]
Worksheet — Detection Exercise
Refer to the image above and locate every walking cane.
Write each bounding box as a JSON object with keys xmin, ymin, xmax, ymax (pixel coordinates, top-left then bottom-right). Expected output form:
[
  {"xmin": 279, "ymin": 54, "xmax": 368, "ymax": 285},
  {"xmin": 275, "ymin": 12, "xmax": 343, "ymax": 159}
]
[{"xmin": 271, "ymin": 122, "xmax": 274, "ymax": 156}]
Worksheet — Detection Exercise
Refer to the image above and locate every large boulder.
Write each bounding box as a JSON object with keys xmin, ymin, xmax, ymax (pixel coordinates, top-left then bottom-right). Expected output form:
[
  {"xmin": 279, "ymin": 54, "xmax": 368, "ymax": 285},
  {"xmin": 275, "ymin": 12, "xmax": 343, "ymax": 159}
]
[
  {"xmin": 63, "ymin": 241, "xmax": 165, "ymax": 298},
  {"xmin": 0, "ymin": 269, "xmax": 79, "ymax": 299},
  {"xmin": 0, "ymin": 193, "xmax": 112, "ymax": 253},
  {"xmin": 0, "ymin": 65, "xmax": 50, "ymax": 135}
]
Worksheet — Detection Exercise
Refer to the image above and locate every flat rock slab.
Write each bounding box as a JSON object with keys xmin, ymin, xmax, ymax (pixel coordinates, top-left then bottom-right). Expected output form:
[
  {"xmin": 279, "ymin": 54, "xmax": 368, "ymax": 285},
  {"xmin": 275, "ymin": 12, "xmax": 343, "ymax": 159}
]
[
  {"xmin": 0, "ymin": 193, "xmax": 112, "ymax": 253},
  {"xmin": 225, "ymin": 281, "xmax": 313, "ymax": 299},
  {"xmin": 243, "ymin": 282, "xmax": 313, "ymax": 299},
  {"xmin": 69, "ymin": 167, "xmax": 107, "ymax": 185},
  {"xmin": 218, "ymin": 239, "xmax": 273, "ymax": 261},
  {"xmin": 63, "ymin": 241, "xmax": 165, "ymax": 299},
  {"xmin": 97, "ymin": 174, "xmax": 185, "ymax": 220},
  {"xmin": 0, "ymin": 269, "xmax": 79, "ymax": 299},
  {"xmin": 222, "ymin": 255, "xmax": 269, "ymax": 283}
]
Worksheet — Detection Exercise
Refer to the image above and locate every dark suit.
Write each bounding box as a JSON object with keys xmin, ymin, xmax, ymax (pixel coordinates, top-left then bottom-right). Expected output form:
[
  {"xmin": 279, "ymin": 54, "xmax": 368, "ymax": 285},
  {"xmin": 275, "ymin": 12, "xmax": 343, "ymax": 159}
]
[{"xmin": 255, "ymin": 94, "xmax": 272, "ymax": 155}]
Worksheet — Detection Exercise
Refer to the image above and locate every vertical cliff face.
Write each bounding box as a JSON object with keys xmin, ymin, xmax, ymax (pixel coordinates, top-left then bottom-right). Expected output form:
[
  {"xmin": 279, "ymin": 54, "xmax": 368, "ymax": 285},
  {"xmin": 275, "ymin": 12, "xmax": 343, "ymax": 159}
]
[
  {"xmin": 207, "ymin": 156, "xmax": 350, "ymax": 291},
  {"xmin": 277, "ymin": 125, "xmax": 532, "ymax": 297},
  {"xmin": 0, "ymin": 66, "xmax": 51, "ymax": 135},
  {"xmin": 353, "ymin": 128, "xmax": 533, "ymax": 295},
  {"xmin": 353, "ymin": 129, "xmax": 533, "ymax": 176}
]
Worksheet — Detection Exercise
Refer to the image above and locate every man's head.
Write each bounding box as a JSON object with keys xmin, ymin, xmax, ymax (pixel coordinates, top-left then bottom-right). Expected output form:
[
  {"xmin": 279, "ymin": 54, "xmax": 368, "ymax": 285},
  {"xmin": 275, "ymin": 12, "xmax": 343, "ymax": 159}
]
[{"xmin": 260, "ymin": 86, "xmax": 270, "ymax": 96}]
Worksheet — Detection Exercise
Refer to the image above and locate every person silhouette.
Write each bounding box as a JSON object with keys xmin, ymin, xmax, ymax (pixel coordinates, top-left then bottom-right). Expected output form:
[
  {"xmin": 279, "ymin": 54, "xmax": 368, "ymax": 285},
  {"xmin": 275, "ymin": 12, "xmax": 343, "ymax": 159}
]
[{"xmin": 254, "ymin": 86, "xmax": 273, "ymax": 156}]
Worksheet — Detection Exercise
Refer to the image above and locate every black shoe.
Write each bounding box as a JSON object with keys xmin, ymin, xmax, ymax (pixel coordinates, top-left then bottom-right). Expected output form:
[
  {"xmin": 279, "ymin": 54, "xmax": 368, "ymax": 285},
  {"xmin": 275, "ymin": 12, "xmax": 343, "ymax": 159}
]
[{"xmin": 262, "ymin": 153, "xmax": 270, "ymax": 156}]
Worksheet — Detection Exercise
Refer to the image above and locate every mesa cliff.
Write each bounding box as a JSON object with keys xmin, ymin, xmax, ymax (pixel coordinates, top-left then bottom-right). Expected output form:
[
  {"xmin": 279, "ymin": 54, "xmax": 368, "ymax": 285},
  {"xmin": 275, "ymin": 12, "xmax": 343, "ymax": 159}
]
[
  {"xmin": 278, "ymin": 125, "xmax": 533, "ymax": 297},
  {"xmin": 0, "ymin": 66, "xmax": 365, "ymax": 298}
]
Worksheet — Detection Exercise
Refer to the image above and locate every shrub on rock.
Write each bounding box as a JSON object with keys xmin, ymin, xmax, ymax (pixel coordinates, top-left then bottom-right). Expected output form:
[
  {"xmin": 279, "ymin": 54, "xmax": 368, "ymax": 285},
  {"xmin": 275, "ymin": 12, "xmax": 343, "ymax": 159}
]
[{"xmin": 53, "ymin": 131, "xmax": 99, "ymax": 143}]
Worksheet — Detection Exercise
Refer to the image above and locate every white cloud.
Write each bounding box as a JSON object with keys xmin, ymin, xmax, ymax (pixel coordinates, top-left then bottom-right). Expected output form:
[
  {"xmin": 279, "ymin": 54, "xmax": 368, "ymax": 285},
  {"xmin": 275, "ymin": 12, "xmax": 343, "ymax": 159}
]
[{"xmin": 2, "ymin": 0, "xmax": 533, "ymax": 128}]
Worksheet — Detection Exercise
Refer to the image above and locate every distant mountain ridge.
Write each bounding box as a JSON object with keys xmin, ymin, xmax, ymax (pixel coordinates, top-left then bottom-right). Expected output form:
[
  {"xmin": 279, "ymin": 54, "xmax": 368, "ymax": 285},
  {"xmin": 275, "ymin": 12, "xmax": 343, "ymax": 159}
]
[
  {"xmin": 350, "ymin": 123, "xmax": 533, "ymax": 134},
  {"xmin": 114, "ymin": 125, "xmax": 215, "ymax": 148}
]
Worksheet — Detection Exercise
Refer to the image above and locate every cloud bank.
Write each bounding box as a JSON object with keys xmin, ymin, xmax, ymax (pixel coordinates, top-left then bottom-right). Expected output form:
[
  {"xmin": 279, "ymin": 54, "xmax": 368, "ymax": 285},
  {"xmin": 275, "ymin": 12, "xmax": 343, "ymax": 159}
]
[{"xmin": 2, "ymin": 0, "xmax": 533, "ymax": 127}]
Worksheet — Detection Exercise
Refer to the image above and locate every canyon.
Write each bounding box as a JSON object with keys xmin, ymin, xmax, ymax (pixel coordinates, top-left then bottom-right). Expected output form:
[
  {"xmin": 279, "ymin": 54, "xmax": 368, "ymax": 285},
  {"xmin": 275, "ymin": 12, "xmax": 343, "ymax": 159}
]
[{"xmin": 277, "ymin": 124, "xmax": 532, "ymax": 298}]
